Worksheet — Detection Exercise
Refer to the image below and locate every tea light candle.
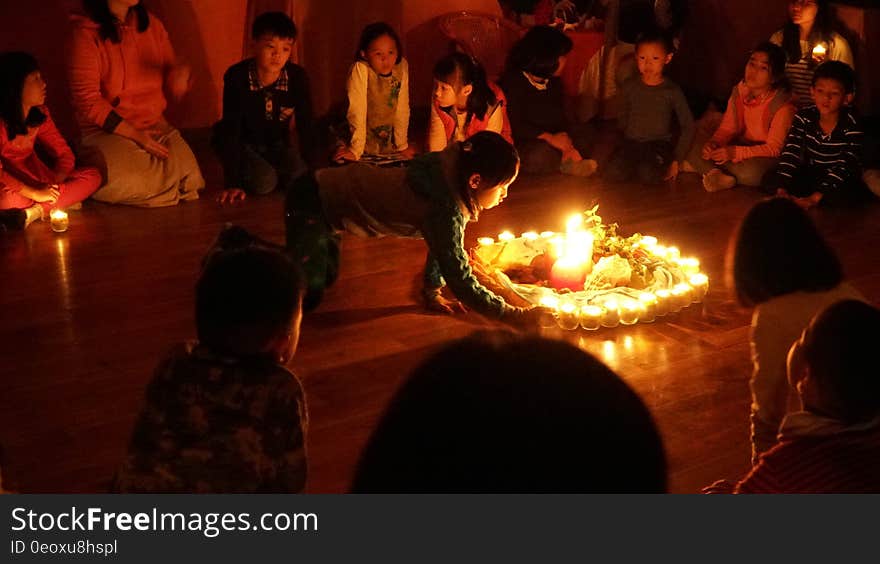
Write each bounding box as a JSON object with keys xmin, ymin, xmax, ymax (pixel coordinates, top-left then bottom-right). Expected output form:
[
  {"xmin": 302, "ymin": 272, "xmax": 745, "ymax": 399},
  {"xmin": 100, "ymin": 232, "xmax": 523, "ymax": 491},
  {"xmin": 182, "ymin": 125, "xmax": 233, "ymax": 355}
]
[
  {"xmin": 812, "ymin": 42, "xmax": 827, "ymax": 61},
  {"xmin": 538, "ymin": 295, "xmax": 560, "ymax": 328},
  {"xmin": 677, "ymin": 257, "xmax": 700, "ymax": 276},
  {"xmin": 619, "ymin": 299, "xmax": 642, "ymax": 325},
  {"xmin": 498, "ymin": 231, "xmax": 515, "ymax": 242},
  {"xmin": 49, "ymin": 209, "xmax": 69, "ymax": 233},
  {"xmin": 670, "ymin": 284, "xmax": 692, "ymax": 311},
  {"xmin": 579, "ymin": 304, "xmax": 603, "ymax": 330},
  {"xmin": 477, "ymin": 237, "xmax": 495, "ymax": 246},
  {"xmin": 556, "ymin": 301, "xmax": 580, "ymax": 331},
  {"xmin": 521, "ymin": 231, "xmax": 539, "ymax": 241},
  {"xmin": 689, "ymin": 273, "xmax": 709, "ymax": 302},
  {"xmin": 540, "ymin": 231, "xmax": 556, "ymax": 239},
  {"xmin": 638, "ymin": 292, "xmax": 657, "ymax": 322},
  {"xmin": 666, "ymin": 246, "xmax": 681, "ymax": 261},
  {"xmin": 601, "ymin": 299, "xmax": 620, "ymax": 328},
  {"xmin": 654, "ymin": 289, "xmax": 672, "ymax": 316},
  {"xmin": 640, "ymin": 236, "xmax": 658, "ymax": 248}
]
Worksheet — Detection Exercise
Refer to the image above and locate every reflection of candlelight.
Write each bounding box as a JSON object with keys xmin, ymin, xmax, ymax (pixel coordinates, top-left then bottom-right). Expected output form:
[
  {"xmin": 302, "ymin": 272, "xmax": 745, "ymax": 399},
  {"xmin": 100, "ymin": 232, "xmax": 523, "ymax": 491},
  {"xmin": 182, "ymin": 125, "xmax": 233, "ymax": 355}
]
[
  {"xmin": 579, "ymin": 305, "xmax": 603, "ymax": 330},
  {"xmin": 556, "ymin": 301, "xmax": 580, "ymax": 331},
  {"xmin": 619, "ymin": 299, "xmax": 642, "ymax": 325},
  {"xmin": 50, "ymin": 209, "xmax": 69, "ymax": 233},
  {"xmin": 689, "ymin": 274, "xmax": 709, "ymax": 302},
  {"xmin": 638, "ymin": 292, "xmax": 657, "ymax": 322}
]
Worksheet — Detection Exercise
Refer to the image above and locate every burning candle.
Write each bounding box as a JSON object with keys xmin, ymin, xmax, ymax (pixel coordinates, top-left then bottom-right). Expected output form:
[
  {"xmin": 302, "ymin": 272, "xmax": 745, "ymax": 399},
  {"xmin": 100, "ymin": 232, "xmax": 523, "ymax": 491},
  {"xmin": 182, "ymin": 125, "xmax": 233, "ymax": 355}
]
[
  {"xmin": 556, "ymin": 301, "xmax": 580, "ymax": 331},
  {"xmin": 540, "ymin": 231, "xmax": 556, "ymax": 239},
  {"xmin": 498, "ymin": 231, "xmax": 515, "ymax": 242},
  {"xmin": 521, "ymin": 231, "xmax": 539, "ymax": 241},
  {"xmin": 538, "ymin": 296, "xmax": 560, "ymax": 328},
  {"xmin": 689, "ymin": 273, "xmax": 709, "ymax": 302},
  {"xmin": 601, "ymin": 299, "xmax": 620, "ymax": 328},
  {"xmin": 670, "ymin": 284, "xmax": 692, "ymax": 311},
  {"xmin": 638, "ymin": 292, "xmax": 657, "ymax": 322},
  {"xmin": 579, "ymin": 304, "xmax": 603, "ymax": 330},
  {"xmin": 812, "ymin": 42, "xmax": 827, "ymax": 62},
  {"xmin": 677, "ymin": 257, "xmax": 700, "ymax": 276},
  {"xmin": 477, "ymin": 237, "xmax": 495, "ymax": 246},
  {"xmin": 666, "ymin": 246, "xmax": 681, "ymax": 261},
  {"xmin": 654, "ymin": 289, "xmax": 672, "ymax": 316},
  {"xmin": 619, "ymin": 299, "xmax": 642, "ymax": 325},
  {"xmin": 550, "ymin": 256, "xmax": 588, "ymax": 290},
  {"xmin": 640, "ymin": 236, "xmax": 658, "ymax": 248},
  {"xmin": 50, "ymin": 209, "xmax": 69, "ymax": 233}
]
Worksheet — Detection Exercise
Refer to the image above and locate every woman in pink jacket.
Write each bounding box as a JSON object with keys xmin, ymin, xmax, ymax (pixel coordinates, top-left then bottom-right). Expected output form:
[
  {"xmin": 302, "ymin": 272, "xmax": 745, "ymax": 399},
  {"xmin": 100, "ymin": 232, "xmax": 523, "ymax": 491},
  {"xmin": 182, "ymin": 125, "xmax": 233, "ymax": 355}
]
[
  {"xmin": 0, "ymin": 52, "xmax": 100, "ymax": 230},
  {"xmin": 686, "ymin": 42, "xmax": 796, "ymax": 192},
  {"xmin": 68, "ymin": 0, "xmax": 203, "ymax": 207}
]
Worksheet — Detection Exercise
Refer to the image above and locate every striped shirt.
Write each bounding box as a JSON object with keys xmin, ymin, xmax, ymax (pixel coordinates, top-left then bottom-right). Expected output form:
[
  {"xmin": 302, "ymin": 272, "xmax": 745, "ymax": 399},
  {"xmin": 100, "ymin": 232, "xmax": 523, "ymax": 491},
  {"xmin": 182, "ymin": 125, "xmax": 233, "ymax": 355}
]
[
  {"xmin": 735, "ymin": 415, "xmax": 880, "ymax": 494},
  {"xmin": 774, "ymin": 106, "xmax": 862, "ymax": 194}
]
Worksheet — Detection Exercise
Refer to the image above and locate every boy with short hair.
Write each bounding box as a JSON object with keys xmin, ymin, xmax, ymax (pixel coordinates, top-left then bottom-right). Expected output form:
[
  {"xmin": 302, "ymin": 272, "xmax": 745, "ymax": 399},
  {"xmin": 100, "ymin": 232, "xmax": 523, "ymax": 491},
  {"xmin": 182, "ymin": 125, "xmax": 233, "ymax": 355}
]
[
  {"xmin": 773, "ymin": 61, "xmax": 874, "ymax": 208},
  {"xmin": 115, "ymin": 228, "xmax": 308, "ymax": 493},
  {"xmin": 214, "ymin": 12, "xmax": 314, "ymax": 204},
  {"xmin": 604, "ymin": 30, "xmax": 694, "ymax": 184}
]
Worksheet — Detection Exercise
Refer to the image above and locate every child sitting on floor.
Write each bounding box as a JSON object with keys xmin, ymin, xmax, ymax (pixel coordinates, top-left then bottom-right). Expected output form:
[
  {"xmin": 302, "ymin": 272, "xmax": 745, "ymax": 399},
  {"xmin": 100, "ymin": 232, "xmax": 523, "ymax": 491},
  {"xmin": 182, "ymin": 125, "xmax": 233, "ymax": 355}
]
[
  {"xmin": 707, "ymin": 300, "xmax": 880, "ymax": 493},
  {"xmin": 500, "ymin": 25, "xmax": 597, "ymax": 177},
  {"xmin": 771, "ymin": 61, "xmax": 874, "ymax": 208},
  {"xmin": 0, "ymin": 52, "xmax": 100, "ymax": 230},
  {"xmin": 286, "ymin": 131, "xmax": 543, "ymax": 324},
  {"xmin": 686, "ymin": 42, "xmax": 796, "ymax": 192},
  {"xmin": 605, "ymin": 30, "xmax": 694, "ymax": 184},
  {"xmin": 334, "ymin": 22, "xmax": 413, "ymax": 164},
  {"xmin": 213, "ymin": 12, "xmax": 314, "ymax": 205},
  {"xmin": 114, "ymin": 228, "xmax": 308, "ymax": 493},
  {"xmin": 427, "ymin": 53, "xmax": 512, "ymax": 152}
]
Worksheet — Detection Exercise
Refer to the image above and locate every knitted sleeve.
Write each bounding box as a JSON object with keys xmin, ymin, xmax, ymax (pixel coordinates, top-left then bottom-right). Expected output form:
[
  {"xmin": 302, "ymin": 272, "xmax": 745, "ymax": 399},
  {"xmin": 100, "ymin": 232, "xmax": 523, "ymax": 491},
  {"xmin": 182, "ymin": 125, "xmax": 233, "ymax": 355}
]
[
  {"xmin": 345, "ymin": 62, "xmax": 370, "ymax": 159},
  {"xmin": 393, "ymin": 59, "xmax": 410, "ymax": 151}
]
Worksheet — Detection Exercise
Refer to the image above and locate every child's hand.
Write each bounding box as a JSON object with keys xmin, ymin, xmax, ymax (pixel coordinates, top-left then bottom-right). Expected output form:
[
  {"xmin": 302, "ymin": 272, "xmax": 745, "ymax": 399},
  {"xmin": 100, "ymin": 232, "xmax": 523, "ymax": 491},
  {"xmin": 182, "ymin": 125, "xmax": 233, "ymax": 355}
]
[
  {"xmin": 664, "ymin": 161, "xmax": 680, "ymax": 181},
  {"xmin": 23, "ymin": 184, "xmax": 60, "ymax": 204},
  {"xmin": 399, "ymin": 146, "xmax": 417, "ymax": 160},
  {"xmin": 424, "ymin": 289, "xmax": 467, "ymax": 314},
  {"xmin": 166, "ymin": 63, "xmax": 192, "ymax": 101},
  {"xmin": 708, "ymin": 146, "xmax": 734, "ymax": 164},
  {"xmin": 700, "ymin": 141, "xmax": 718, "ymax": 160},
  {"xmin": 793, "ymin": 192, "xmax": 822, "ymax": 209},
  {"xmin": 702, "ymin": 479, "xmax": 735, "ymax": 494},
  {"xmin": 217, "ymin": 188, "xmax": 247, "ymax": 205},
  {"xmin": 333, "ymin": 146, "xmax": 357, "ymax": 163},
  {"xmin": 133, "ymin": 128, "xmax": 170, "ymax": 159}
]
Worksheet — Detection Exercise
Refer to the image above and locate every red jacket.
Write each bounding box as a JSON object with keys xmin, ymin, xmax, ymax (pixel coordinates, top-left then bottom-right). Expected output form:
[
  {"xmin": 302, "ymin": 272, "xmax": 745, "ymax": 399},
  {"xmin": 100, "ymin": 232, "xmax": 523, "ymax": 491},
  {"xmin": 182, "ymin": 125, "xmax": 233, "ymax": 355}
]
[
  {"xmin": 432, "ymin": 82, "xmax": 513, "ymax": 147},
  {"xmin": 0, "ymin": 106, "xmax": 75, "ymax": 195}
]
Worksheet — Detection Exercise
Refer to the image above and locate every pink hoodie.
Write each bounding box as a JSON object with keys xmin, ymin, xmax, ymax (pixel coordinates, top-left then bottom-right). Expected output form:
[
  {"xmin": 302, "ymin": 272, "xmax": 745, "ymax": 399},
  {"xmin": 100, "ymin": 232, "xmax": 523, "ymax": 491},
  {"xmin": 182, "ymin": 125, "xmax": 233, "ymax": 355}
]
[
  {"xmin": 68, "ymin": 10, "xmax": 175, "ymax": 133},
  {"xmin": 710, "ymin": 81, "xmax": 796, "ymax": 162}
]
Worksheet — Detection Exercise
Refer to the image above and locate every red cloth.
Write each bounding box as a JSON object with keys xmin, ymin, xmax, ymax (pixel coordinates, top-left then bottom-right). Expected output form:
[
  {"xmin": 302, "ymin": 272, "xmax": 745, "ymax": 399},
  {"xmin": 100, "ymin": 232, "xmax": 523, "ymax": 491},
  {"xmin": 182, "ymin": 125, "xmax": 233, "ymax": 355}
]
[
  {"xmin": 561, "ymin": 30, "xmax": 604, "ymax": 97},
  {"xmin": 0, "ymin": 106, "xmax": 101, "ymax": 212},
  {"xmin": 68, "ymin": 11, "xmax": 176, "ymax": 133}
]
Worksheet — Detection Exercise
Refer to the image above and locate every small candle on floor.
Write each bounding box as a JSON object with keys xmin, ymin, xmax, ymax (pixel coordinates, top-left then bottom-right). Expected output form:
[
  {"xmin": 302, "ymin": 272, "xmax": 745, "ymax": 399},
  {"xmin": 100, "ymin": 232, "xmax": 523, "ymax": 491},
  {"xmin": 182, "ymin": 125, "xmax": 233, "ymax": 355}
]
[
  {"xmin": 689, "ymin": 273, "xmax": 709, "ymax": 302},
  {"xmin": 579, "ymin": 304, "xmax": 603, "ymax": 330},
  {"xmin": 50, "ymin": 209, "xmax": 69, "ymax": 233},
  {"xmin": 638, "ymin": 292, "xmax": 657, "ymax": 322},
  {"xmin": 619, "ymin": 299, "xmax": 642, "ymax": 325},
  {"xmin": 556, "ymin": 301, "xmax": 580, "ymax": 331},
  {"xmin": 601, "ymin": 299, "xmax": 620, "ymax": 327}
]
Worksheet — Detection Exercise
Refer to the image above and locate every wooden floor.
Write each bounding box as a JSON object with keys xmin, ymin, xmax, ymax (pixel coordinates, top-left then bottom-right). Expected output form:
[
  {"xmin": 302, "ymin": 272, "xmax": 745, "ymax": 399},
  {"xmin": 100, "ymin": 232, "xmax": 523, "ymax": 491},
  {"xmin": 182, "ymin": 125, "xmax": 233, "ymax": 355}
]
[{"xmin": 2, "ymin": 149, "xmax": 879, "ymax": 493}]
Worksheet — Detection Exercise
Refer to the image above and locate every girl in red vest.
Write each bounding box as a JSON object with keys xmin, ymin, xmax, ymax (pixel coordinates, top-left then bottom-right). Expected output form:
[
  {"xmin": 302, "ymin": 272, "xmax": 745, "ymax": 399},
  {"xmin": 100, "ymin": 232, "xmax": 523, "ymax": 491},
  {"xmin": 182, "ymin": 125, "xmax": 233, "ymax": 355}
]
[
  {"xmin": 427, "ymin": 53, "xmax": 512, "ymax": 152},
  {"xmin": 685, "ymin": 42, "xmax": 796, "ymax": 192}
]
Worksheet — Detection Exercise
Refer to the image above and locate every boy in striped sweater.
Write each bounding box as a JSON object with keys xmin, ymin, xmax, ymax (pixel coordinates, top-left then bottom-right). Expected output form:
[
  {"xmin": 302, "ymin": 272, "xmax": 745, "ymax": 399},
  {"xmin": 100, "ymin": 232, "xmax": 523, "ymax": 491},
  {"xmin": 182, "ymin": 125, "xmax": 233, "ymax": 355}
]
[
  {"xmin": 772, "ymin": 61, "xmax": 874, "ymax": 208},
  {"xmin": 706, "ymin": 300, "xmax": 880, "ymax": 494}
]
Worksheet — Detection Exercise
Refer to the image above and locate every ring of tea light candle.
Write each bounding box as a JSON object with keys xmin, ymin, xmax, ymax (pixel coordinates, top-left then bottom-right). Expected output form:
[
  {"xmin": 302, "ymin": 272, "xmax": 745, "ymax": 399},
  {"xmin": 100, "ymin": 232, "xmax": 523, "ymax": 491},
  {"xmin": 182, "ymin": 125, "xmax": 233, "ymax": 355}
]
[
  {"xmin": 638, "ymin": 293, "xmax": 657, "ymax": 322},
  {"xmin": 50, "ymin": 209, "xmax": 69, "ymax": 233},
  {"xmin": 689, "ymin": 273, "xmax": 709, "ymax": 302},
  {"xmin": 556, "ymin": 301, "xmax": 580, "ymax": 331},
  {"xmin": 654, "ymin": 289, "xmax": 672, "ymax": 316},
  {"xmin": 601, "ymin": 300, "xmax": 620, "ymax": 327},
  {"xmin": 579, "ymin": 305, "xmax": 603, "ymax": 330},
  {"xmin": 619, "ymin": 299, "xmax": 642, "ymax": 325},
  {"xmin": 477, "ymin": 237, "xmax": 495, "ymax": 246}
]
